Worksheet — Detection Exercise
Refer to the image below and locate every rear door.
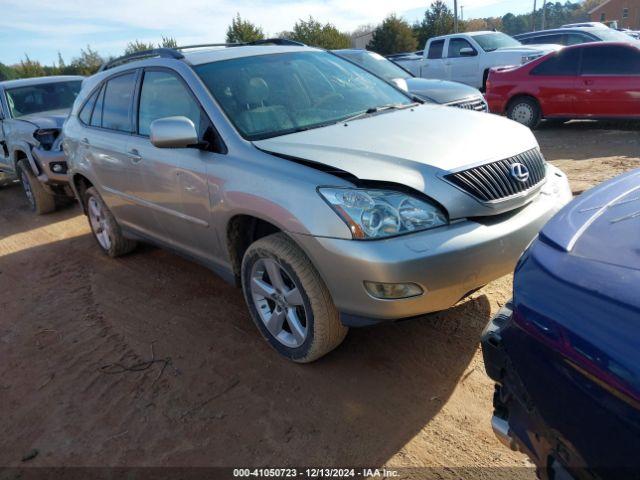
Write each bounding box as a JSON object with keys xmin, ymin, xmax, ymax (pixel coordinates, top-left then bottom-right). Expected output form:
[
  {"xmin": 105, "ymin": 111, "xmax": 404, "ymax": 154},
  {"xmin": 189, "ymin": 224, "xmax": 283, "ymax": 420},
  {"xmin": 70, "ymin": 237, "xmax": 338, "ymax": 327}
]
[
  {"xmin": 529, "ymin": 47, "xmax": 582, "ymax": 116},
  {"xmin": 421, "ymin": 39, "xmax": 447, "ymax": 80},
  {"xmin": 81, "ymin": 70, "xmax": 142, "ymax": 227},
  {"xmin": 445, "ymin": 37, "xmax": 480, "ymax": 86},
  {"xmin": 578, "ymin": 44, "xmax": 640, "ymax": 117}
]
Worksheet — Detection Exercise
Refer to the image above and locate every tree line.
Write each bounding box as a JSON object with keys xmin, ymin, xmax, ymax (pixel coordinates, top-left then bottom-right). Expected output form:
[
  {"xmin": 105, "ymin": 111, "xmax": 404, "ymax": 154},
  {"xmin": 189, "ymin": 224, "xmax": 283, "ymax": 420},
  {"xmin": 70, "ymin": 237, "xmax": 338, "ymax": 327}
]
[{"xmin": 0, "ymin": 0, "xmax": 605, "ymax": 80}]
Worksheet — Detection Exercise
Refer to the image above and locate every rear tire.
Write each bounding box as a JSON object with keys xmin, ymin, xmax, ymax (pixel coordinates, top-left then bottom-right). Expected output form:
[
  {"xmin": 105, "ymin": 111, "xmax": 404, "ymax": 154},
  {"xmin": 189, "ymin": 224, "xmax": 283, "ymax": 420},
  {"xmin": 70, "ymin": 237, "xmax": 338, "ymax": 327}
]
[
  {"xmin": 84, "ymin": 186, "xmax": 137, "ymax": 257},
  {"xmin": 17, "ymin": 160, "xmax": 56, "ymax": 214},
  {"xmin": 506, "ymin": 97, "xmax": 541, "ymax": 129},
  {"xmin": 241, "ymin": 233, "xmax": 348, "ymax": 363}
]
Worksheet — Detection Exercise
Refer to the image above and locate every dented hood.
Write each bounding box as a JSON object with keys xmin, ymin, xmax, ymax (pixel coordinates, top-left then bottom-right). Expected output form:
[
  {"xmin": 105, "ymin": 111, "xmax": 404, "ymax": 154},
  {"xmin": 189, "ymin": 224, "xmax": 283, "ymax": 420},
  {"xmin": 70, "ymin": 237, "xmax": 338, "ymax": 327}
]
[{"xmin": 254, "ymin": 103, "xmax": 538, "ymax": 193}]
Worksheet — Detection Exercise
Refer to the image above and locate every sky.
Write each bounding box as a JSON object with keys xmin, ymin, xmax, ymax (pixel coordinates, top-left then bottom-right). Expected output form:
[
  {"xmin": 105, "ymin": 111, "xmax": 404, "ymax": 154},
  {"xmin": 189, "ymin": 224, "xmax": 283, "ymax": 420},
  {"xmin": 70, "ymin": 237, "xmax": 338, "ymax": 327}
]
[{"xmin": 0, "ymin": 0, "xmax": 541, "ymax": 65}]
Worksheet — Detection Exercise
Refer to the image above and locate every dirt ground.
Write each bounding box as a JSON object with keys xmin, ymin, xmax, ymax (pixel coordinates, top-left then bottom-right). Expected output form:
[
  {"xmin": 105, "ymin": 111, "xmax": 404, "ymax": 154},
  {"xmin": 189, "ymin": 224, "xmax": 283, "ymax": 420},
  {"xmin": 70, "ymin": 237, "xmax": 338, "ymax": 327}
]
[{"xmin": 0, "ymin": 120, "xmax": 638, "ymax": 478}]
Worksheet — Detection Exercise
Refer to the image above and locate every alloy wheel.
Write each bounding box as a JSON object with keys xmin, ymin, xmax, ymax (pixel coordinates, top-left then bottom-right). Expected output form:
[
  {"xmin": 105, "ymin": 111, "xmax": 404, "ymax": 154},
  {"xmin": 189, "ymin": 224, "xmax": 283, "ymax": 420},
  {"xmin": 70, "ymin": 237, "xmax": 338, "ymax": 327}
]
[
  {"xmin": 20, "ymin": 170, "xmax": 35, "ymax": 209},
  {"xmin": 88, "ymin": 196, "xmax": 112, "ymax": 251},
  {"xmin": 250, "ymin": 257, "xmax": 308, "ymax": 348}
]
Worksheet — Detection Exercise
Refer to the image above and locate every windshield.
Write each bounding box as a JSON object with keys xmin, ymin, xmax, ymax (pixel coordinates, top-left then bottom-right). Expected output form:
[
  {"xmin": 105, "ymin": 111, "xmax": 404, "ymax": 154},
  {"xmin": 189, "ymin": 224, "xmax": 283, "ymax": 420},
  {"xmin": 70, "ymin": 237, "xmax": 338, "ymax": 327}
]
[
  {"xmin": 336, "ymin": 51, "xmax": 411, "ymax": 81},
  {"xmin": 473, "ymin": 32, "xmax": 522, "ymax": 52},
  {"xmin": 5, "ymin": 80, "xmax": 81, "ymax": 118},
  {"xmin": 194, "ymin": 51, "xmax": 412, "ymax": 141}
]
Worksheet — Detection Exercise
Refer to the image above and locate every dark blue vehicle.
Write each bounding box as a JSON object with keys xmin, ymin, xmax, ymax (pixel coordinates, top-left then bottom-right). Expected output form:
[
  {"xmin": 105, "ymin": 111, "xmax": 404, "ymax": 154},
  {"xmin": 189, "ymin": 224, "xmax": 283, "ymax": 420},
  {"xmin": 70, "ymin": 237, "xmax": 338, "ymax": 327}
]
[{"xmin": 482, "ymin": 169, "xmax": 640, "ymax": 480}]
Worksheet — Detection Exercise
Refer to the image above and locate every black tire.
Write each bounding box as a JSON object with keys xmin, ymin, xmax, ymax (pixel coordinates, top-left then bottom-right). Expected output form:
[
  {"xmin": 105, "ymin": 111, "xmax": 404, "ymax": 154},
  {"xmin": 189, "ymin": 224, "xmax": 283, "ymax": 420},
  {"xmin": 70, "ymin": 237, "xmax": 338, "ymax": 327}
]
[
  {"xmin": 506, "ymin": 97, "xmax": 541, "ymax": 129},
  {"xmin": 16, "ymin": 160, "xmax": 56, "ymax": 214},
  {"xmin": 241, "ymin": 233, "xmax": 348, "ymax": 363},
  {"xmin": 83, "ymin": 186, "xmax": 137, "ymax": 257}
]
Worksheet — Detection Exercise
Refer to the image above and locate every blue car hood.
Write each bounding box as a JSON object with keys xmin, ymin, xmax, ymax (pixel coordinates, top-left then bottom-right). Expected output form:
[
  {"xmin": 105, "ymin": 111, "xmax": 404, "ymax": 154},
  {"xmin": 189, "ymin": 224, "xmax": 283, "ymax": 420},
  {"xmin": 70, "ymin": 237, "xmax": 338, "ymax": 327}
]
[{"xmin": 540, "ymin": 168, "xmax": 640, "ymax": 271}]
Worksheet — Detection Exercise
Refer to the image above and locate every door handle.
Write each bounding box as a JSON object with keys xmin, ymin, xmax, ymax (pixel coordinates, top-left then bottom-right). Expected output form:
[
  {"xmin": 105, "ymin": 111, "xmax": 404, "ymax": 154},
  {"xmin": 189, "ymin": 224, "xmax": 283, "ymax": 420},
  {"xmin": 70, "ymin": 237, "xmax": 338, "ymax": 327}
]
[
  {"xmin": 127, "ymin": 148, "xmax": 142, "ymax": 164},
  {"xmin": 583, "ymin": 79, "xmax": 595, "ymax": 86},
  {"xmin": 80, "ymin": 138, "xmax": 90, "ymax": 146}
]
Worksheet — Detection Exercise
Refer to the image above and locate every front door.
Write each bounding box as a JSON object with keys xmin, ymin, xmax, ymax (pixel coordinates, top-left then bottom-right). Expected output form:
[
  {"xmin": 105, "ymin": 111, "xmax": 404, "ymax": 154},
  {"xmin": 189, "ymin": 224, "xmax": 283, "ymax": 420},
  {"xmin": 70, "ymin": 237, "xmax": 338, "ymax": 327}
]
[
  {"xmin": 578, "ymin": 44, "xmax": 640, "ymax": 117},
  {"xmin": 127, "ymin": 68, "xmax": 217, "ymax": 260},
  {"xmin": 529, "ymin": 47, "xmax": 582, "ymax": 117}
]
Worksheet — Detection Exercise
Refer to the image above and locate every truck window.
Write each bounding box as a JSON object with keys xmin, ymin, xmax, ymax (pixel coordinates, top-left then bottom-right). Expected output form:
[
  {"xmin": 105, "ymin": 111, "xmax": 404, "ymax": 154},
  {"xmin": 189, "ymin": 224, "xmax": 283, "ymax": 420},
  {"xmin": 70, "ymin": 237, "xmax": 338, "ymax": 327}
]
[
  {"xmin": 427, "ymin": 40, "xmax": 445, "ymax": 59},
  {"xmin": 448, "ymin": 38, "xmax": 476, "ymax": 57}
]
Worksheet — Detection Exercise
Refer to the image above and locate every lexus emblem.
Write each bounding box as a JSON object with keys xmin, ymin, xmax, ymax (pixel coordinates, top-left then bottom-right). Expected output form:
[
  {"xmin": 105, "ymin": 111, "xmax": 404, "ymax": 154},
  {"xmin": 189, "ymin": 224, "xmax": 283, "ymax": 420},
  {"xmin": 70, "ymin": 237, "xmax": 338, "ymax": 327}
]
[{"xmin": 510, "ymin": 163, "xmax": 530, "ymax": 183}]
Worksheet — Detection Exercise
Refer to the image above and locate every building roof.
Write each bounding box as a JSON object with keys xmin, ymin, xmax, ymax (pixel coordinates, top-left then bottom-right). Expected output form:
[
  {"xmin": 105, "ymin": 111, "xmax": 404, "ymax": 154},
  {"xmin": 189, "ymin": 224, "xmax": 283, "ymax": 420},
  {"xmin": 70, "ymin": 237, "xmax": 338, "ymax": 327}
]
[{"xmin": 0, "ymin": 75, "xmax": 84, "ymax": 89}]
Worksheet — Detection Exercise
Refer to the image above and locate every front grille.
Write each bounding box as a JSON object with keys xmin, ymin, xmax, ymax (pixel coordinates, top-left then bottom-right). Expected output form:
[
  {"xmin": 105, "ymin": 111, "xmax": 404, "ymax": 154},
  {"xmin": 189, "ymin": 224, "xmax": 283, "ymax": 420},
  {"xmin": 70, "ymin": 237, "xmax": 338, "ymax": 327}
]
[
  {"xmin": 445, "ymin": 148, "xmax": 546, "ymax": 202},
  {"xmin": 449, "ymin": 96, "xmax": 488, "ymax": 112}
]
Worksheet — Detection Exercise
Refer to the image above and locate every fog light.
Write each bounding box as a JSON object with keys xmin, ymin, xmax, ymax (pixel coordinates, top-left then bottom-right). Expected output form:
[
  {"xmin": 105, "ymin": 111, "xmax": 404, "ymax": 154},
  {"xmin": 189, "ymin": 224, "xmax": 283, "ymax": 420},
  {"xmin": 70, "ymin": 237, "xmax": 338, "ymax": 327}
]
[
  {"xmin": 50, "ymin": 162, "xmax": 67, "ymax": 174},
  {"xmin": 364, "ymin": 281, "xmax": 423, "ymax": 299}
]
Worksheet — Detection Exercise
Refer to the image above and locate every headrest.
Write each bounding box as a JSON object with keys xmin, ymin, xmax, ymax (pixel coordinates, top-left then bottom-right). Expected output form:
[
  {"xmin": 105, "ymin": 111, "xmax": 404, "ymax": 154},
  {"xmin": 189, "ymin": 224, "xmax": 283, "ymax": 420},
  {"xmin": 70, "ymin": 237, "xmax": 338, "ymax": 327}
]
[{"xmin": 238, "ymin": 77, "xmax": 269, "ymax": 105}]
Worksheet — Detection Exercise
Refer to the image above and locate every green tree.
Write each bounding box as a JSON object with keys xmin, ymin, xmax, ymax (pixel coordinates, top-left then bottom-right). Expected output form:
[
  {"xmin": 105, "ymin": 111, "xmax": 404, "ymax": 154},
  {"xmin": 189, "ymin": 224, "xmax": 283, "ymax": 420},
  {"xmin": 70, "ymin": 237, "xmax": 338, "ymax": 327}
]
[
  {"xmin": 226, "ymin": 13, "xmax": 265, "ymax": 43},
  {"xmin": 367, "ymin": 15, "xmax": 417, "ymax": 55},
  {"xmin": 286, "ymin": 17, "xmax": 350, "ymax": 49},
  {"xmin": 14, "ymin": 55, "xmax": 46, "ymax": 78},
  {"xmin": 0, "ymin": 62, "xmax": 15, "ymax": 81},
  {"xmin": 160, "ymin": 36, "xmax": 178, "ymax": 48},
  {"xmin": 69, "ymin": 45, "xmax": 103, "ymax": 76},
  {"xmin": 124, "ymin": 40, "xmax": 156, "ymax": 55},
  {"xmin": 414, "ymin": 0, "xmax": 454, "ymax": 47}
]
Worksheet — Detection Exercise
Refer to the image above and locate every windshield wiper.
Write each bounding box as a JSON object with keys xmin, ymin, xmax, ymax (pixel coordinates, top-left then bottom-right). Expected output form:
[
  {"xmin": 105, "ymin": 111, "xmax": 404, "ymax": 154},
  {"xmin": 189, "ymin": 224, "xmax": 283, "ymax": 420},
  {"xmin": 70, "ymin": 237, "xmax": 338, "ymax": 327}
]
[{"xmin": 341, "ymin": 102, "xmax": 418, "ymax": 124}]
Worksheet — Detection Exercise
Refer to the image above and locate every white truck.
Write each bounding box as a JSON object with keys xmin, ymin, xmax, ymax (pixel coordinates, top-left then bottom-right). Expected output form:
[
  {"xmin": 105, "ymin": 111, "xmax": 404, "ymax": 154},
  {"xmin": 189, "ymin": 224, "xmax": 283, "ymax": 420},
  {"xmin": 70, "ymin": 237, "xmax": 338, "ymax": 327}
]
[{"xmin": 395, "ymin": 31, "xmax": 560, "ymax": 90}]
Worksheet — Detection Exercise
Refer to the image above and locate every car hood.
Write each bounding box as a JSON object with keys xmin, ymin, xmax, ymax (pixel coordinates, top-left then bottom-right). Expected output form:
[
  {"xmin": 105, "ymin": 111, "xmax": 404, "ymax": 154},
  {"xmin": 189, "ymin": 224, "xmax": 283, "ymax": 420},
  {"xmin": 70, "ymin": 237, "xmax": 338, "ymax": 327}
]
[
  {"xmin": 540, "ymin": 168, "xmax": 640, "ymax": 270},
  {"xmin": 398, "ymin": 77, "xmax": 482, "ymax": 104},
  {"xmin": 254, "ymin": 103, "xmax": 538, "ymax": 195},
  {"xmin": 17, "ymin": 109, "xmax": 69, "ymax": 130}
]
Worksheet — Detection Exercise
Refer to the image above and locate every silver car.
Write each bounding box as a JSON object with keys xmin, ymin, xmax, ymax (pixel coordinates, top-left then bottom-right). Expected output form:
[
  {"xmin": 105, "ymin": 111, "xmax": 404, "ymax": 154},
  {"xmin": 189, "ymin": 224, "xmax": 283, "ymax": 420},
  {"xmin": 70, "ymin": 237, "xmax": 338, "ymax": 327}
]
[
  {"xmin": 0, "ymin": 76, "xmax": 83, "ymax": 213},
  {"xmin": 63, "ymin": 44, "xmax": 572, "ymax": 362}
]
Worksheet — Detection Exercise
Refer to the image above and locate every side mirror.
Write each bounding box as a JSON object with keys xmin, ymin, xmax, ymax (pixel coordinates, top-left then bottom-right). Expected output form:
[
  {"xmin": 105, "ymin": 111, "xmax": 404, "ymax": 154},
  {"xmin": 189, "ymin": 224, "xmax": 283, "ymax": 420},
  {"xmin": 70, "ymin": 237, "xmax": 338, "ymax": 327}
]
[
  {"xmin": 150, "ymin": 116, "xmax": 198, "ymax": 149},
  {"xmin": 459, "ymin": 47, "xmax": 477, "ymax": 57}
]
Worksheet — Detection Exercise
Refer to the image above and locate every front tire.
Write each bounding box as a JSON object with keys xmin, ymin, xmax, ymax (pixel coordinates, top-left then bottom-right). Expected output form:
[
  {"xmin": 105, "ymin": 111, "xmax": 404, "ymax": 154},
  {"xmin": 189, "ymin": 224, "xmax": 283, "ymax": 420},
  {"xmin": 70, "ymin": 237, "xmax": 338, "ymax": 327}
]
[
  {"xmin": 17, "ymin": 160, "xmax": 56, "ymax": 214},
  {"xmin": 84, "ymin": 186, "xmax": 136, "ymax": 257},
  {"xmin": 241, "ymin": 233, "xmax": 348, "ymax": 363},
  {"xmin": 506, "ymin": 97, "xmax": 541, "ymax": 129}
]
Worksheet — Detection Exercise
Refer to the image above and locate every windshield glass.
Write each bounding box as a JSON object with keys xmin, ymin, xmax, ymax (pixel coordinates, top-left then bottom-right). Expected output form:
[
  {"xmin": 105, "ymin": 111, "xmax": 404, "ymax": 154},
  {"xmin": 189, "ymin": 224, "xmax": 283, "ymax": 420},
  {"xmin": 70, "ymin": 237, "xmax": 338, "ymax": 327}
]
[
  {"xmin": 5, "ymin": 80, "xmax": 81, "ymax": 118},
  {"xmin": 194, "ymin": 51, "xmax": 412, "ymax": 140},
  {"xmin": 474, "ymin": 32, "xmax": 522, "ymax": 51},
  {"xmin": 336, "ymin": 51, "xmax": 411, "ymax": 81}
]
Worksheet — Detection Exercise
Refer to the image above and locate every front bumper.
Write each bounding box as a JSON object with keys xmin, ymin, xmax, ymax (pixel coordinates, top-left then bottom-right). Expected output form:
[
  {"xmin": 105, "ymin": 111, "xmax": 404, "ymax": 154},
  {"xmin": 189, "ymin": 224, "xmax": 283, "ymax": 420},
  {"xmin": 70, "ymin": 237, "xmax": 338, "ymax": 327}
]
[
  {"xmin": 31, "ymin": 146, "xmax": 70, "ymax": 185},
  {"xmin": 292, "ymin": 166, "xmax": 571, "ymax": 326}
]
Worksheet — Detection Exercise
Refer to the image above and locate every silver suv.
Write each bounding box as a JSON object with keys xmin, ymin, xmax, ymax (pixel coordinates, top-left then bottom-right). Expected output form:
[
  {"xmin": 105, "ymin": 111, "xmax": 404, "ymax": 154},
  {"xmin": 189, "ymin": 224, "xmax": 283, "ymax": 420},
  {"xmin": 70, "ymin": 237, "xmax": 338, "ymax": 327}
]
[{"xmin": 63, "ymin": 43, "xmax": 572, "ymax": 362}]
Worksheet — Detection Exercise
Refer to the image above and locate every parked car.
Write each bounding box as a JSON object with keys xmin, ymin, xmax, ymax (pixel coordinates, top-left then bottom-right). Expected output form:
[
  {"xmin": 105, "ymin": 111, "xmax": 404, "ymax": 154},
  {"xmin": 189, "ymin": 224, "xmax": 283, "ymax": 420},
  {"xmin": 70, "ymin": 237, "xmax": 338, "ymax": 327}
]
[
  {"xmin": 333, "ymin": 49, "xmax": 487, "ymax": 111},
  {"xmin": 64, "ymin": 43, "xmax": 572, "ymax": 362},
  {"xmin": 515, "ymin": 24, "xmax": 639, "ymax": 46},
  {"xmin": 486, "ymin": 42, "xmax": 640, "ymax": 128},
  {"xmin": 482, "ymin": 168, "xmax": 640, "ymax": 479},
  {"xmin": 0, "ymin": 76, "xmax": 83, "ymax": 213},
  {"xmin": 394, "ymin": 31, "xmax": 560, "ymax": 90}
]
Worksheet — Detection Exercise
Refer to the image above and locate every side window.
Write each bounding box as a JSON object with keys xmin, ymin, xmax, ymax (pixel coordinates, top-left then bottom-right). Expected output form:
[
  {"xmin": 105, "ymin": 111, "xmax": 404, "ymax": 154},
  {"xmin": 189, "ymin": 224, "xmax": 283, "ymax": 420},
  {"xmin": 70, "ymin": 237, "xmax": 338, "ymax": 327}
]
[
  {"xmin": 79, "ymin": 89, "xmax": 99, "ymax": 125},
  {"xmin": 101, "ymin": 72, "xmax": 136, "ymax": 132},
  {"xmin": 519, "ymin": 36, "xmax": 535, "ymax": 45},
  {"xmin": 447, "ymin": 38, "xmax": 476, "ymax": 57},
  {"xmin": 539, "ymin": 33, "xmax": 567, "ymax": 45},
  {"xmin": 90, "ymin": 85, "xmax": 105, "ymax": 128},
  {"xmin": 138, "ymin": 70, "xmax": 202, "ymax": 137},
  {"xmin": 582, "ymin": 46, "xmax": 640, "ymax": 75},
  {"xmin": 531, "ymin": 48, "xmax": 581, "ymax": 76},
  {"xmin": 565, "ymin": 33, "xmax": 594, "ymax": 45},
  {"xmin": 427, "ymin": 40, "xmax": 445, "ymax": 59}
]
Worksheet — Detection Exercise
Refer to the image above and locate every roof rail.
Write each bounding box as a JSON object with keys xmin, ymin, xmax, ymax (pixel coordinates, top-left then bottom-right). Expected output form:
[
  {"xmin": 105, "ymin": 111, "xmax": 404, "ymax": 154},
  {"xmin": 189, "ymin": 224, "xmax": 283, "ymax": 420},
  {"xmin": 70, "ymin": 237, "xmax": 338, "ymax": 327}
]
[
  {"xmin": 97, "ymin": 39, "xmax": 307, "ymax": 72},
  {"xmin": 98, "ymin": 48, "xmax": 185, "ymax": 72}
]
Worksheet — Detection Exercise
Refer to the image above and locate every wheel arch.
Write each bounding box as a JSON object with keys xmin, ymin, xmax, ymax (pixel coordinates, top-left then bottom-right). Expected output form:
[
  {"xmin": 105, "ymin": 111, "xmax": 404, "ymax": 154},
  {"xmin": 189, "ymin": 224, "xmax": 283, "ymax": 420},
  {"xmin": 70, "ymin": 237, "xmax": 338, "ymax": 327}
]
[{"xmin": 71, "ymin": 173, "xmax": 95, "ymax": 214}]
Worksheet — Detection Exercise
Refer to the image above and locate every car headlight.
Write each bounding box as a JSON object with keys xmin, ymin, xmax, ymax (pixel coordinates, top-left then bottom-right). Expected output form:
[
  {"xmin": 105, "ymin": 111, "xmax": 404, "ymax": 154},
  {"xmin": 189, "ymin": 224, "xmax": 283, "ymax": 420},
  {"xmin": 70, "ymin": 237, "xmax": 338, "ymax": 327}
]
[{"xmin": 318, "ymin": 187, "xmax": 448, "ymax": 239}]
